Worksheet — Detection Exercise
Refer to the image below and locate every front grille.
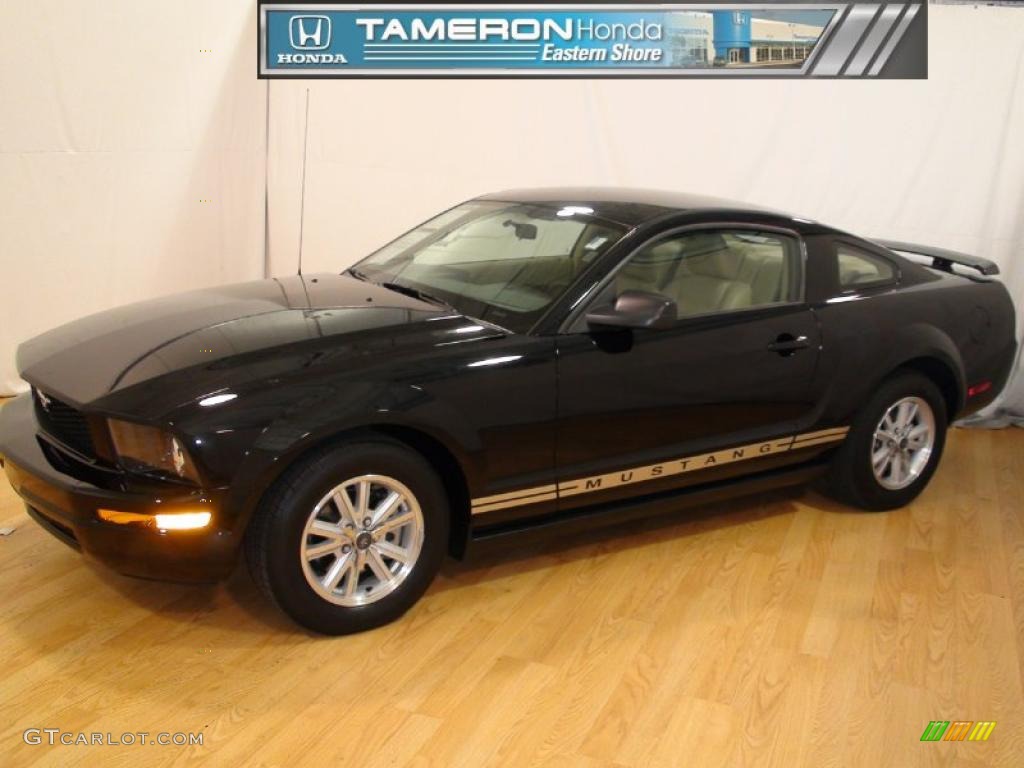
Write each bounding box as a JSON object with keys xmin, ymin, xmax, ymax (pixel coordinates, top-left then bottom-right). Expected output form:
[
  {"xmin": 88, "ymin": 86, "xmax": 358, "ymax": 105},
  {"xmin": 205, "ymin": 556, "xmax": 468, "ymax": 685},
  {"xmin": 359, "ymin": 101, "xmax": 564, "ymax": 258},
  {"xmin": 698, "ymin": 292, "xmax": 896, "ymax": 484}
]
[{"xmin": 33, "ymin": 388, "xmax": 96, "ymax": 459}]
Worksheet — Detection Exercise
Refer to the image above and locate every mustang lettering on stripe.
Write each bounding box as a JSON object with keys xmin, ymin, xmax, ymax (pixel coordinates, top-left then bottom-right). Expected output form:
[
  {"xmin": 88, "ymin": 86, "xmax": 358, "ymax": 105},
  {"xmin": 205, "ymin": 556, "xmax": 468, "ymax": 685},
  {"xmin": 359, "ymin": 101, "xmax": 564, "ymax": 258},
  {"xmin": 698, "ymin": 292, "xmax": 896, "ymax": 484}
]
[{"xmin": 470, "ymin": 426, "xmax": 850, "ymax": 514}]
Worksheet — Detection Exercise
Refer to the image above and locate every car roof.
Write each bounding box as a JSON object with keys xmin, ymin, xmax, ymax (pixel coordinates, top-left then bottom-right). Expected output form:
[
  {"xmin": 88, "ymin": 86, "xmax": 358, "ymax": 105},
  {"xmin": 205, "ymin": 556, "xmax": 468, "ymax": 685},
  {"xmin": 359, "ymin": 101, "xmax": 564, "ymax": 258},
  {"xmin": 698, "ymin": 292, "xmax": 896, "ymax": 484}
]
[{"xmin": 477, "ymin": 187, "xmax": 800, "ymax": 228}]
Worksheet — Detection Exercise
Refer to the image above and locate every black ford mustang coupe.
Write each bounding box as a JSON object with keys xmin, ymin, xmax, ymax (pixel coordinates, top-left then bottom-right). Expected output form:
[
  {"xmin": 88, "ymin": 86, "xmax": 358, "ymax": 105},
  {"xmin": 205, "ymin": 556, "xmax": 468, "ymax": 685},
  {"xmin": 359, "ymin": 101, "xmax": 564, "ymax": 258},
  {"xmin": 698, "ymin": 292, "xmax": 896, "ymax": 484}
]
[{"xmin": 0, "ymin": 189, "xmax": 1016, "ymax": 634}]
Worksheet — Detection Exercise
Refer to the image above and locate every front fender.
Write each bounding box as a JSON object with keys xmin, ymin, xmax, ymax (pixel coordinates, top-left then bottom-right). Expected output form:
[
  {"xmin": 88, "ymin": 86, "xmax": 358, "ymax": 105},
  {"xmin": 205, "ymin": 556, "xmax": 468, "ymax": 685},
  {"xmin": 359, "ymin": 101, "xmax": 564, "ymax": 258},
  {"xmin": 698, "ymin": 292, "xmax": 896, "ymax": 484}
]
[{"xmin": 197, "ymin": 379, "xmax": 480, "ymax": 537}]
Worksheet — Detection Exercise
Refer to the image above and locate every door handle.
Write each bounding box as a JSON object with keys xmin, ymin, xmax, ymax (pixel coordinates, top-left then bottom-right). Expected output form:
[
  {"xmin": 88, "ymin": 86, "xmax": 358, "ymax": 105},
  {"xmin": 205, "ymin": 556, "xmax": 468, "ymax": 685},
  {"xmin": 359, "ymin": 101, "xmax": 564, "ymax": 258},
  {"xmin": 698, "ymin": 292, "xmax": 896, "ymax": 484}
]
[{"xmin": 767, "ymin": 334, "xmax": 810, "ymax": 356}]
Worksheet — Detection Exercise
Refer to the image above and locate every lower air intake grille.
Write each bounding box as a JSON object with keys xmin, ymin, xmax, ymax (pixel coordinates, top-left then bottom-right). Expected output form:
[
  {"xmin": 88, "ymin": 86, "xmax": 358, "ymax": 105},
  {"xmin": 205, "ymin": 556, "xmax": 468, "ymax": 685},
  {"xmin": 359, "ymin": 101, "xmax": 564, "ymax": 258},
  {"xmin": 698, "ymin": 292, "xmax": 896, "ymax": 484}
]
[{"xmin": 33, "ymin": 389, "xmax": 96, "ymax": 458}]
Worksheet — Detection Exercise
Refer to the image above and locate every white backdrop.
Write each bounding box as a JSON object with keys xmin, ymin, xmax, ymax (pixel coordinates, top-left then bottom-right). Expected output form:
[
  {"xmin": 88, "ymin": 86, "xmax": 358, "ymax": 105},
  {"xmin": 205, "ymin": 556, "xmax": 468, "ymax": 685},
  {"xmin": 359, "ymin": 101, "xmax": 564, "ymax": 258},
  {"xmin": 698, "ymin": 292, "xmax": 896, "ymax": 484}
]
[
  {"xmin": 3, "ymin": 3, "xmax": 1024, "ymax": 417},
  {"xmin": 0, "ymin": 0, "xmax": 267, "ymax": 394}
]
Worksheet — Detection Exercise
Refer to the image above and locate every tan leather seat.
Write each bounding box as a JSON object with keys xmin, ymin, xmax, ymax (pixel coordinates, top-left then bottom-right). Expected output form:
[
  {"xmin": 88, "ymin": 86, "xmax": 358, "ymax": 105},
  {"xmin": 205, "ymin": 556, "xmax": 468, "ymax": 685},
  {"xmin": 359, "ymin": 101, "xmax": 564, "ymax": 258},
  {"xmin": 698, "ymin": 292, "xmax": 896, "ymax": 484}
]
[
  {"xmin": 663, "ymin": 242, "xmax": 752, "ymax": 315},
  {"xmin": 613, "ymin": 233, "xmax": 790, "ymax": 317},
  {"xmin": 740, "ymin": 248, "xmax": 786, "ymax": 305},
  {"xmin": 615, "ymin": 240, "xmax": 682, "ymax": 294}
]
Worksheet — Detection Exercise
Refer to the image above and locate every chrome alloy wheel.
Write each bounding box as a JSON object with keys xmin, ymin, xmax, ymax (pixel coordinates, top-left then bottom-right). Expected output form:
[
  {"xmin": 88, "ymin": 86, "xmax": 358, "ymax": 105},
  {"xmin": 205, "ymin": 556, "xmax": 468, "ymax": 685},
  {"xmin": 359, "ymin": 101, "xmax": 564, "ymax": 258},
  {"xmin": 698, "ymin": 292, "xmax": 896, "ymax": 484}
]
[
  {"xmin": 300, "ymin": 474, "xmax": 424, "ymax": 606},
  {"xmin": 871, "ymin": 396, "xmax": 936, "ymax": 491}
]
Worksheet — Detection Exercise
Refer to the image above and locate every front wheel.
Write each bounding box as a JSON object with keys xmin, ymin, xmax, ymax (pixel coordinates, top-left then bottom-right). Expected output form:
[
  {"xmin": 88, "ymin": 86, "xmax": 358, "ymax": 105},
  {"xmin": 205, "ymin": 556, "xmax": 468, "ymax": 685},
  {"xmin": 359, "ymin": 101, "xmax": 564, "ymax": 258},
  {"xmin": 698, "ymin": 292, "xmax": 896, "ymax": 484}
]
[
  {"xmin": 825, "ymin": 372, "xmax": 948, "ymax": 511},
  {"xmin": 245, "ymin": 439, "xmax": 449, "ymax": 634}
]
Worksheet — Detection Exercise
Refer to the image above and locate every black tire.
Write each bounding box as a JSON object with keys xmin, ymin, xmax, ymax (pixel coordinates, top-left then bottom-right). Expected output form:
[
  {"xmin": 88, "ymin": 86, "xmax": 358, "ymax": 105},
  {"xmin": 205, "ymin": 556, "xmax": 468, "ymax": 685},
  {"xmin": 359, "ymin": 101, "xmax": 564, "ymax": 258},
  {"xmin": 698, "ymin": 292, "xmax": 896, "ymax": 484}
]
[
  {"xmin": 825, "ymin": 371, "xmax": 948, "ymax": 511},
  {"xmin": 245, "ymin": 438, "xmax": 449, "ymax": 635}
]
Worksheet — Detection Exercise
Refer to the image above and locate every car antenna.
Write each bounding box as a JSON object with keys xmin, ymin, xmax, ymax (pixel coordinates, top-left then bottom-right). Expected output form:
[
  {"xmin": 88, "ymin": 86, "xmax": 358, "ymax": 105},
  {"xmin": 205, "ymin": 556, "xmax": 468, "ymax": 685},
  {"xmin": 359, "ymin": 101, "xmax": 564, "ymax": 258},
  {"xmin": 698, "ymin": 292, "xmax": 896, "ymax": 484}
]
[{"xmin": 297, "ymin": 88, "xmax": 311, "ymax": 277}]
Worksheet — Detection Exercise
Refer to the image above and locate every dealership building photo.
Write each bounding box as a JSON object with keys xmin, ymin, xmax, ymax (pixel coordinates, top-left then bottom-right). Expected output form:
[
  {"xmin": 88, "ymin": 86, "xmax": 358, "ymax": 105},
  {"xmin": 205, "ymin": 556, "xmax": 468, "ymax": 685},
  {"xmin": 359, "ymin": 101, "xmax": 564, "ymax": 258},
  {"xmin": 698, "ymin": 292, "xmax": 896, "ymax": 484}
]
[{"xmin": 669, "ymin": 10, "xmax": 826, "ymax": 66}]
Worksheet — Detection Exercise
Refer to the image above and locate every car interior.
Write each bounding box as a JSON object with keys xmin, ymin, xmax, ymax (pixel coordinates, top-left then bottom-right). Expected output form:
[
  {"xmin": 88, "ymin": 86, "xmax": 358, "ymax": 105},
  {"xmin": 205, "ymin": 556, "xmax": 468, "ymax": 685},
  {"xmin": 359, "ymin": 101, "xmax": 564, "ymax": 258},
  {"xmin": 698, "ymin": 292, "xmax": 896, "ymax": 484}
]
[
  {"xmin": 615, "ymin": 231, "xmax": 796, "ymax": 318},
  {"xmin": 377, "ymin": 214, "xmax": 800, "ymax": 324},
  {"xmin": 394, "ymin": 217, "xmax": 625, "ymax": 313}
]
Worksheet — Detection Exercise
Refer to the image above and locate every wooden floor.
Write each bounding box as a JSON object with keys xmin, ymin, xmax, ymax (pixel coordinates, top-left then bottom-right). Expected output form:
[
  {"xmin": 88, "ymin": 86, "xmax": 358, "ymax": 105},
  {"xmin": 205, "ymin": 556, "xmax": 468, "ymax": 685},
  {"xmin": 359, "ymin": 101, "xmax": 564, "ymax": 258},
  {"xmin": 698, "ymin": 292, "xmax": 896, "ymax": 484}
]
[{"xmin": 1, "ymin": 422, "xmax": 1023, "ymax": 767}]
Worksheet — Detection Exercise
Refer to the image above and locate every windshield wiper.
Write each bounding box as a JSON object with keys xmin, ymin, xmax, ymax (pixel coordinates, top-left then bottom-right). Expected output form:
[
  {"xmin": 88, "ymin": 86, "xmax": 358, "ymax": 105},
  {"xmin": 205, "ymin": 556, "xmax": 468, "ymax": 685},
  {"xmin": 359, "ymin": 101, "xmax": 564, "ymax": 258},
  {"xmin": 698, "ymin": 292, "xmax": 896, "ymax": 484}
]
[
  {"xmin": 346, "ymin": 267, "xmax": 370, "ymax": 282},
  {"xmin": 379, "ymin": 281, "xmax": 454, "ymax": 310}
]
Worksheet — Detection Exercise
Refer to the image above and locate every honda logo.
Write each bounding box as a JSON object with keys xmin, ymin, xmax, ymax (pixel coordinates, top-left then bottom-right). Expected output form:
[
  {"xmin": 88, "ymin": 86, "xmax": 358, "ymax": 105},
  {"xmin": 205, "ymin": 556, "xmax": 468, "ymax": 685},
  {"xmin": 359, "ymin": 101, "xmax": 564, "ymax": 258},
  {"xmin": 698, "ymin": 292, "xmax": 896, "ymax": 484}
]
[{"xmin": 290, "ymin": 15, "xmax": 331, "ymax": 51}]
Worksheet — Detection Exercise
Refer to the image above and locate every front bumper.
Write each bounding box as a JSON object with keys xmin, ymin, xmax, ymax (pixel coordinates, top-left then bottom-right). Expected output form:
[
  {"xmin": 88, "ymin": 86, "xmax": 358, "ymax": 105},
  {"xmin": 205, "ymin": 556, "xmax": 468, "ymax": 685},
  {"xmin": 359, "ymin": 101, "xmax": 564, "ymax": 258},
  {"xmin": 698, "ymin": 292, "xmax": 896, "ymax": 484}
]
[{"xmin": 0, "ymin": 394, "xmax": 237, "ymax": 582}]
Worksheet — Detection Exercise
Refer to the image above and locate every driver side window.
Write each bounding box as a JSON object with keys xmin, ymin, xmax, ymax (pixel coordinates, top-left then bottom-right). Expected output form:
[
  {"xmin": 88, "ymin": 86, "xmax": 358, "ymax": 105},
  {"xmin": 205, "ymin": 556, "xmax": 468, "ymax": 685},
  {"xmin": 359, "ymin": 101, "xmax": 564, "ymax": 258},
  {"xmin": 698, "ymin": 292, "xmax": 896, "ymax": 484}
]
[{"xmin": 601, "ymin": 229, "xmax": 802, "ymax": 320}]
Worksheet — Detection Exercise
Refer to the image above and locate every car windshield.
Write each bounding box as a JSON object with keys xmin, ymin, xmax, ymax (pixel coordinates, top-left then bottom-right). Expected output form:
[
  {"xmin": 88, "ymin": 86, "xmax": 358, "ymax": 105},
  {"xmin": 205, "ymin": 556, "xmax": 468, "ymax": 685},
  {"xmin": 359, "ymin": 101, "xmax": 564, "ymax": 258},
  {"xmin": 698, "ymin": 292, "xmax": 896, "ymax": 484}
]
[{"xmin": 351, "ymin": 201, "xmax": 627, "ymax": 333}]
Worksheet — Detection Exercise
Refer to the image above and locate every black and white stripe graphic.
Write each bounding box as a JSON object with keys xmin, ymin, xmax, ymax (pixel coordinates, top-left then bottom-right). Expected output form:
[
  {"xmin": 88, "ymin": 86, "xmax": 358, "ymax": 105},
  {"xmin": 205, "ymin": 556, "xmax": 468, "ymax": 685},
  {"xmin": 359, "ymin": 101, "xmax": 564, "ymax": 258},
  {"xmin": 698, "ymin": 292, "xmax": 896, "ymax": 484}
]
[{"xmin": 809, "ymin": 3, "xmax": 921, "ymax": 77}]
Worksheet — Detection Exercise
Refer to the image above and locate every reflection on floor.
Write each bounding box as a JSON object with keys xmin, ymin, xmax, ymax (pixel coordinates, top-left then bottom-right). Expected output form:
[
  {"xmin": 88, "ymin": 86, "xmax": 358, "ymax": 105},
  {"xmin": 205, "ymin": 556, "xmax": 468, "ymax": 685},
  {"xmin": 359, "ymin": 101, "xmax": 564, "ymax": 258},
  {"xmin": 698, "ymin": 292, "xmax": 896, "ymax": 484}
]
[{"xmin": 1, "ymin": 422, "xmax": 1023, "ymax": 766}]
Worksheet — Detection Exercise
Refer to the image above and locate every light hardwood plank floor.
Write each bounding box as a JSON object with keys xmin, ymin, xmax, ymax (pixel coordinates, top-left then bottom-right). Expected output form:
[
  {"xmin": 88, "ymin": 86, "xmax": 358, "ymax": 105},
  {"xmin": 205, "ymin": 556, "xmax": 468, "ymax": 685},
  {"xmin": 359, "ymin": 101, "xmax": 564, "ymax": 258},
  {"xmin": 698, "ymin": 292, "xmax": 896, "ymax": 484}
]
[{"xmin": 1, "ymin": 412, "xmax": 1022, "ymax": 767}]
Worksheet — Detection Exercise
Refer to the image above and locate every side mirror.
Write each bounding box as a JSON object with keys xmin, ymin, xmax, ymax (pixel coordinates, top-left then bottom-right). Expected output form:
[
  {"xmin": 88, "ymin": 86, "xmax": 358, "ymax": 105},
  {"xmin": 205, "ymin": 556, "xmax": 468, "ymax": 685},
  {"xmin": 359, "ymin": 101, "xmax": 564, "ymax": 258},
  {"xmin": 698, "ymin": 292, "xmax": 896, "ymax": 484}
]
[{"xmin": 585, "ymin": 290, "xmax": 677, "ymax": 331}]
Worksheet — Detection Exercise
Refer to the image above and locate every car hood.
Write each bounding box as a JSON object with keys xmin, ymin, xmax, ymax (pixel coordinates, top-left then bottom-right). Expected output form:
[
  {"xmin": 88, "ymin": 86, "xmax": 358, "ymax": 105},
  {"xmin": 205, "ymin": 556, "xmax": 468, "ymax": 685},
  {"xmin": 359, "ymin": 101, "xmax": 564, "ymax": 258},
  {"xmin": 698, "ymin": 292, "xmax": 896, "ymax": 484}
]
[{"xmin": 17, "ymin": 273, "xmax": 460, "ymax": 407}]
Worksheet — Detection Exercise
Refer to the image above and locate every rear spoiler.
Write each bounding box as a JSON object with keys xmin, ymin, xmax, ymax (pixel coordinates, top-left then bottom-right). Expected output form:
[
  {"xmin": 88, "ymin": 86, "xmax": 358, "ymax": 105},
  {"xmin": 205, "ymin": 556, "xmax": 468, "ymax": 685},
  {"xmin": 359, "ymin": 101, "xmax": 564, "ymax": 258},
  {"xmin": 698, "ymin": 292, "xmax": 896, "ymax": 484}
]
[{"xmin": 874, "ymin": 239, "xmax": 1000, "ymax": 277}]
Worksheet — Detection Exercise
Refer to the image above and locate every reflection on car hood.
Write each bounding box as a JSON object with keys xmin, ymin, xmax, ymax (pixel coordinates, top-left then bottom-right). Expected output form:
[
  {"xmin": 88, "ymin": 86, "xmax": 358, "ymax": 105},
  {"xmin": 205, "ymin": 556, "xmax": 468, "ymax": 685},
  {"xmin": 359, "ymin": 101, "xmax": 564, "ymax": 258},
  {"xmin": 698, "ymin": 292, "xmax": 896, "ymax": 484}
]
[{"xmin": 17, "ymin": 273, "xmax": 455, "ymax": 406}]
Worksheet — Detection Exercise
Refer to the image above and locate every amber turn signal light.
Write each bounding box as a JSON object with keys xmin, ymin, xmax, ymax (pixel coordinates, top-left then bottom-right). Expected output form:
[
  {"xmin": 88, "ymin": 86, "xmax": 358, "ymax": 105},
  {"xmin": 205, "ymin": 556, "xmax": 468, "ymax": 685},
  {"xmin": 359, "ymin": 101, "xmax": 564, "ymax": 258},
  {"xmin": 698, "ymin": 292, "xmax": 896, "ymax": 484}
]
[{"xmin": 97, "ymin": 509, "xmax": 211, "ymax": 531}]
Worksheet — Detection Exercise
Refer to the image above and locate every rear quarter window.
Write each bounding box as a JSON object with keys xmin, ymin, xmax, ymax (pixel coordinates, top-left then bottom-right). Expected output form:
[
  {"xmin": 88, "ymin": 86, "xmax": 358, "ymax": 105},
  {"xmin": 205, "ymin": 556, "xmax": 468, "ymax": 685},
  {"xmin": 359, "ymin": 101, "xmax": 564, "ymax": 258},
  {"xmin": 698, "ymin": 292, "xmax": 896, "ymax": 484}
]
[{"xmin": 836, "ymin": 244, "xmax": 897, "ymax": 289}]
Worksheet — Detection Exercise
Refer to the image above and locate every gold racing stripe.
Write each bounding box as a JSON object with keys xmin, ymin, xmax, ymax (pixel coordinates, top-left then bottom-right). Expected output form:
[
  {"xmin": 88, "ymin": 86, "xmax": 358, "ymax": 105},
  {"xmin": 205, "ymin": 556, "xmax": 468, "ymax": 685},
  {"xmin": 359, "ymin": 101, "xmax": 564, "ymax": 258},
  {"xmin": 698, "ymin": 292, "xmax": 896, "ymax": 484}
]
[
  {"xmin": 470, "ymin": 486, "xmax": 559, "ymax": 515},
  {"xmin": 469, "ymin": 426, "xmax": 849, "ymax": 515}
]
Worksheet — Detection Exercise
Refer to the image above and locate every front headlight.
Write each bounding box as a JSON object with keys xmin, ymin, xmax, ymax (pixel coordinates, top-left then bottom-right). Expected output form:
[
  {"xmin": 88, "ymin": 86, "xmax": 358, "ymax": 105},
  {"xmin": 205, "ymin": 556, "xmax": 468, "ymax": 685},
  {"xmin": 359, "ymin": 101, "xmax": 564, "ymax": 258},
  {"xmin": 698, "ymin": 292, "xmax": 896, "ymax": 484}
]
[{"xmin": 107, "ymin": 419, "xmax": 200, "ymax": 483}]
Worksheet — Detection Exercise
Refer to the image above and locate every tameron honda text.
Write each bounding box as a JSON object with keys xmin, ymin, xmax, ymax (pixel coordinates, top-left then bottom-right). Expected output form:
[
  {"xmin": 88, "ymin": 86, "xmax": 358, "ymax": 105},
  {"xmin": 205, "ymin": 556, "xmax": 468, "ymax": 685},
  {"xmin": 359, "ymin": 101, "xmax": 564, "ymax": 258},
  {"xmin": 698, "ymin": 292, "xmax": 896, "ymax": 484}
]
[{"xmin": 258, "ymin": 3, "xmax": 928, "ymax": 78}]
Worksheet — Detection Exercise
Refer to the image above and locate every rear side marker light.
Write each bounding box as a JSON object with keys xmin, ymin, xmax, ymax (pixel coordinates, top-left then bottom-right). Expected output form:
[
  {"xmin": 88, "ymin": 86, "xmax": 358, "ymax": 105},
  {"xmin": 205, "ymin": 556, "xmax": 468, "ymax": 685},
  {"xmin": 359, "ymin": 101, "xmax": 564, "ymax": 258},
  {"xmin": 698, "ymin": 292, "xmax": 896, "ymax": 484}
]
[
  {"xmin": 967, "ymin": 381, "xmax": 992, "ymax": 398},
  {"xmin": 98, "ymin": 509, "xmax": 211, "ymax": 531}
]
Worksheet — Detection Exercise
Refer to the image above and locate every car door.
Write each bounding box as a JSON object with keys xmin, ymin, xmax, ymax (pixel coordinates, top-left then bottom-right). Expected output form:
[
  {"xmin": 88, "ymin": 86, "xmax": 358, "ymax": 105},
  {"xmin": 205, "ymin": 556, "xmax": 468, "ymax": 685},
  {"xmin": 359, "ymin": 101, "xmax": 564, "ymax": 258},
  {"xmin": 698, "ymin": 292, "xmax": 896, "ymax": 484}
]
[{"xmin": 554, "ymin": 225, "xmax": 823, "ymax": 512}]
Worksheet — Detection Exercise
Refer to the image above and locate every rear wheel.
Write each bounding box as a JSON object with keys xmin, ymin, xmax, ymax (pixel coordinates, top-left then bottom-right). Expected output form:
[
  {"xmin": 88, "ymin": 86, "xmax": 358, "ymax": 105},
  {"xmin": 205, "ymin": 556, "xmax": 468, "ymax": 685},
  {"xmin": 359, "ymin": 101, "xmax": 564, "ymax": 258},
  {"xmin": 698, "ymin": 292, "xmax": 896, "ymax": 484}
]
[
  {"xmin": 825, "ymin": 372, "xmax": 948, "ymax": 510},
  {"xmin": 246, "ymin": 439, "xmax": 449, "ymax": 634}
]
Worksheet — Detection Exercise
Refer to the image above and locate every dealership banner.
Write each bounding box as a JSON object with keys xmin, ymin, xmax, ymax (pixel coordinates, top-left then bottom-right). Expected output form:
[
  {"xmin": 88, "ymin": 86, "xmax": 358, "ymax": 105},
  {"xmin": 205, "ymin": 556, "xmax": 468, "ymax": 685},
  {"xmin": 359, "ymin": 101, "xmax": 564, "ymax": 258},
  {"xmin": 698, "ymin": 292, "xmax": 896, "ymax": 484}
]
[{"xmin": 258, "ymin": 2, "xmax": 927, "ymax": 78}]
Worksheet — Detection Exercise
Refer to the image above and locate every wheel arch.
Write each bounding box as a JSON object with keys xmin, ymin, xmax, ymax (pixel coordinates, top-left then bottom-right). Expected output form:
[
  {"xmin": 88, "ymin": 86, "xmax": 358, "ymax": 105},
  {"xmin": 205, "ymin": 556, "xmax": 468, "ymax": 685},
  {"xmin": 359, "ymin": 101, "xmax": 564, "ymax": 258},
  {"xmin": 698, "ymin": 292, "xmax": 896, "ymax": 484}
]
[
  {"xmin": 370, "ymin": 424, "xmax": 472, "ymax": 559},
  {"xmin": 240, "ymin": 423, "xmax": 473, "ymax": 559},
  {"xmin": 868, "ymin": 322, "xmax": 965, "ymax": 421},
  {"xmin": 894, "ymin": 356, "xmax": 961, "ymax": 420}
]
